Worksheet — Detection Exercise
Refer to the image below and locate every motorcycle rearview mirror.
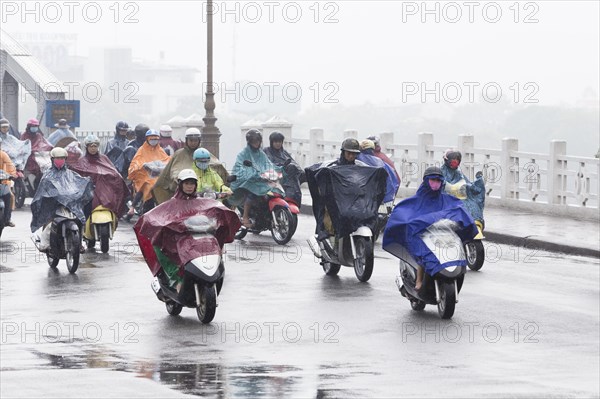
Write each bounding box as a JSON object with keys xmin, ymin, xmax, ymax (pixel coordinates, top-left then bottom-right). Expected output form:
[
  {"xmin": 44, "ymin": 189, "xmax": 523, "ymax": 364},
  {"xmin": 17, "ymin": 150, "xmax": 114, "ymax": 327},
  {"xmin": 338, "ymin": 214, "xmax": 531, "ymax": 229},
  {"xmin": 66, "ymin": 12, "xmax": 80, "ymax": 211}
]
[
  {"xmin": 226, "ymin": 175, "xmax": 237, "ymax": 183},
  {"xmin": 243, "ymin": 160, "xmax": 253, "ymax": 167}
]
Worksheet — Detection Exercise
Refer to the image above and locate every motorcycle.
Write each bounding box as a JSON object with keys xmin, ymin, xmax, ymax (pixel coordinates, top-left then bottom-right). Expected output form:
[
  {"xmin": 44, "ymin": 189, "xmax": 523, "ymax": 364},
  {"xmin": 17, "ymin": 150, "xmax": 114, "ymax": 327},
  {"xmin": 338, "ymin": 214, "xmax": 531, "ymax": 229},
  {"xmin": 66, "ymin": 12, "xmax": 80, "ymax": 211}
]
[
  {"xmin": 135, "ymin": 197, "xmax": 240, "ymax": 324},
  {"xmin": 84, "ymin": 206, "xmax": 117, "ymax": 253},
  {"xmin": 390, "ymin": 219, "xmax": 467, "ymax": 319},
  {"xmin": 373, "ymin": 200, "xmax": 394, "ymax": 242},
  {"xmin": 125, "ymin": 160, "xmax": 166, "ymax": 221},
  {"xmin": 0, "ymin": 170, "xmax": 13, "ymax": 238},
  {"xmin": 444, "ymin": 171, "xmax": 486, "ymax": 271},
  {"xmin": 33, "ymin": 206, "xmax": 83, "ymax": 274},
  {"xmin": 233, "ymin": 160, "xmax": 299, "ymax": 245}
]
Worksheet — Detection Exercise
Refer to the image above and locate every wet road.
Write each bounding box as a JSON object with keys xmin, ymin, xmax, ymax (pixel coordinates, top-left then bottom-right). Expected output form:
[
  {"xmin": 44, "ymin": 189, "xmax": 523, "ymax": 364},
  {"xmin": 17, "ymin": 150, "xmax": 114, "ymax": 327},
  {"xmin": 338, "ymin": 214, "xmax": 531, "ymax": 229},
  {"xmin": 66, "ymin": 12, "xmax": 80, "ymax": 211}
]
[{"xmin": 1, "ymin": 207, "xmax": 599, "ymax": 398}]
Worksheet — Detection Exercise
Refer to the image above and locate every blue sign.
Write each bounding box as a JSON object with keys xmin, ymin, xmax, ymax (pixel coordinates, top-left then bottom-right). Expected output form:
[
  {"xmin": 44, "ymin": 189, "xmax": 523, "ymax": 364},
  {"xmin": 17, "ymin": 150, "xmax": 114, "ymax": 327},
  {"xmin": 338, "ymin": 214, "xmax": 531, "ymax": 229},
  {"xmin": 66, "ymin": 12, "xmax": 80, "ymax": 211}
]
[{"xmin": 45, "ymin": 100, "xmax": 80, "ymax": 128}]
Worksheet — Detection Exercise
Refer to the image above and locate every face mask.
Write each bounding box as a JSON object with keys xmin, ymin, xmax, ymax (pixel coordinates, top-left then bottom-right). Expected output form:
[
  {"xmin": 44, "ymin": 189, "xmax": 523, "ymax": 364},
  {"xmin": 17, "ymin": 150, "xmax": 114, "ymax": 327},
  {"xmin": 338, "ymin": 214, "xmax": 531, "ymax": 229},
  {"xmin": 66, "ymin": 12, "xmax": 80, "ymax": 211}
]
[
  {"xmin": 449, "ymin": 159, "xmax": 460, "ymax": 169},
  {"xmin": 53, "ymin": 159, "xmax": 66, "ymax": 169},
  {"xmin": 148, "ymin": 139, "xmax": 159, "ymax": 146},
  {"xmin": 196, "ymin": 161, "xmax": 209, "ymax": 170},
  {"xmin": 428, "ymin": 179, "xmax": 442, "ymax": 191},
  {"xmin": 30, "ymin": 127, "xmax": 39, "ymax": 133}
]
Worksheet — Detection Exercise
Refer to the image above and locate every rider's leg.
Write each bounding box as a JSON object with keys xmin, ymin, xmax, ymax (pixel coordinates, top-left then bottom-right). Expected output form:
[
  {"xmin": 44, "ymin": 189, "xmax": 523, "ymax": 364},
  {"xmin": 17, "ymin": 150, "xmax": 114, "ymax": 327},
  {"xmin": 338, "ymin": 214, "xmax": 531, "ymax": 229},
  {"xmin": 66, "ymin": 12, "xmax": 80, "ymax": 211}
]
[
  {"xmin": 2, "ymin": 193, "xmax": 14, "ymax": 226},
  {"xmin": 415, "ymin": 266, "xmax": 424, "ymax": 290}
]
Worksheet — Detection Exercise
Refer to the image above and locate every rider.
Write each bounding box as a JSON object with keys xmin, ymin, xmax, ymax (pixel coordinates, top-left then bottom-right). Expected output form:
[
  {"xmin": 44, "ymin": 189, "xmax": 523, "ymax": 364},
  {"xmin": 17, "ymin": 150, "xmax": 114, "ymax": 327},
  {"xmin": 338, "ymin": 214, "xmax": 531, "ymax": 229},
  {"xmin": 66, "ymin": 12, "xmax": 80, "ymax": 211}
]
[
  {"xmin": 152, "ymin": 127, "xmax": 227, "ymax": 204},
  {"xmin": 48, "ymin": 119, "xmax": 76, "ymax": 146},
  {"xmin": 127, "ymin": 129, "xmax": 170, "ymax": 216},
  {"xmin": 123, "ymin": 123, "xmax": 150, "ymax": 178},
  {"xmin": 366, "ymin": 135, "xmax": 400, "ymax": 181},
  {"xmin": 158, "ymin": 124, "xmax": 182, "ymax": 156},
  {"xmin": 104, "ymin": 121, "xmax": 130, "ymax": 178},
  {"xmin": 358, "ymin": 139, "xmax": 400, "ymax": 205},
  {"xmin": 0, "ymin": 118, "xmax": 30, "ymax": 172},
  {"xmin": 21, "ymin": 118, "xmax": 53, "ymax": 190},
  {"xmin": 192, "ymin": 148, "xmax": 231, "ymax": 195},
  {"xmin": 263, "ymin": 131, "xmax": 304, "ymax": 206},
  {"xmin": 0, "ymin": 137, "xmax": 17, "ymax": 227},
  {"xmin": 230, "ymin": 129, "xmax": 282, "ymax": 228}
]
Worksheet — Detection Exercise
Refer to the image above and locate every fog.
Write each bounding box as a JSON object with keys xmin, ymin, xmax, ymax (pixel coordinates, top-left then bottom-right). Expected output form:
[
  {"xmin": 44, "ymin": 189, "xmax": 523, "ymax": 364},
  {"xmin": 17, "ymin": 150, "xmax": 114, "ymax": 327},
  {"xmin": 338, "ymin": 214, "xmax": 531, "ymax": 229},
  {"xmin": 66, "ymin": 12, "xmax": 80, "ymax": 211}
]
[{"xmin": 1, "ymin": 0, "xmax": 599, "ymax": 165}]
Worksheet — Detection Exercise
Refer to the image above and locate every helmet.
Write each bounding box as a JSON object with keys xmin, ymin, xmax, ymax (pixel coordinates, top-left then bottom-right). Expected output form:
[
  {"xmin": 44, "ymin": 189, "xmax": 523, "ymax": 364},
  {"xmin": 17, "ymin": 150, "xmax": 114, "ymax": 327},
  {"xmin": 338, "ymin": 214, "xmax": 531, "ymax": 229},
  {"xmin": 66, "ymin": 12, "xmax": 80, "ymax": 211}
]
[
  {"xmin": 134, "ymin": 123, "xmax": 150, "ymax": 139},
  {"xmin": 50, "ymin": 147, "xmax": 68, "ymax": 158},
  {"xmin": 84, "ymin": 134, "xmax": 100, "ymax": 146},
  {"xmin": 145, "ymin": 129, "xmax": 160, "ymax": 138},
  {"xmin": 443, "ymin": 149, "xmax": 462, "ymax": 169},
  {"xmin": 185, "ymin": 127, "xmax": 202, "ymax": 138},
  {"xmin": 245, "ymin": 129, "xmax": 262, "ymax": 144},
  {"xmin": 341, "ymin": 138, "xmax": 360, "ymax": 153},
  {"xmin": 159, "ymin": 124, "xmax": 173, "ymax": 137},
  {"xmin": 367, "ymin": 135, "xmax": 380, "ymax": 146},
  {"xmin": 193, "ymin": 148, "xmax": 211, "ymax": 161},
  {"xmin": 269, "ymin": 131, "xmax": 285, "ymax": 144},
  {"xmin": 177, "ymin": 169, "xmax": 198, "ymax": 183},
  {"xmin": 115, "ymin": 121, "xmax": 129, "ymax": 132},
  {"xmin": 423, "ymin": 166, "xmax": 444, "ymax": 180},
  {"xmin": 0, "ymin": 118, "xmax": 9, "ymax": 127},
  {"xmin": 360, "ymin": 139, "xmax": 375, "ymax": 150},
  {"xmin": 27, "ymin": 118, "xmax": 40, "ymax": 127}
]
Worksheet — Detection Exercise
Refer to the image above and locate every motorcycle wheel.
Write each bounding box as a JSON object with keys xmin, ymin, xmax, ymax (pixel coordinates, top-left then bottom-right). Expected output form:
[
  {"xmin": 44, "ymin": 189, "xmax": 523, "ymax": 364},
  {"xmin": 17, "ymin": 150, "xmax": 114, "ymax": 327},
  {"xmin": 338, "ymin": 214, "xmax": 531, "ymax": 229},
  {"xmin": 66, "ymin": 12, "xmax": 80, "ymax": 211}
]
[
  {"xmin": 0, "ymin": 211, "xmax": 4, "ymax": 238},
  {"xmin": 322, "ymin": 261, "xmax": 341, "ymax": 276},
  {"xmin": 166, "ymin": 301, "xmax": 183, "ymax": 316},
  {"xmin": 410, "ymin": 299, "xmax": 426, "ymax": 311},
  {"xmin": 197, "ymin": 285, "xmax": 217, "ymax": 324},
  {"xmin": 270, "ymin": 206, "xmax": 294, "ymax": 245},
  {"xmin": 14, "ymin": 179, "xmax": 26, "ymax": 209},
  {"xmin": 353, "ymin": 236, "xmax": 374, "ymax": 282},
  {"xmin": 289, "ymin": 213, "xmax": 298, "ymax": 238},
  {"xmin": 437, "ymin": 281, "xmax": 456, "ymax": 319},
  {"xmin": 100, "ymin": 224, "xmax": 110, "ymax": 254},
  {"xmin": 65, "ymin": 230, "xmax": 80, "ymax": 274},
  {"xmin": 465, "ymin": 241, "xmax": 485, "ymax": 271}
]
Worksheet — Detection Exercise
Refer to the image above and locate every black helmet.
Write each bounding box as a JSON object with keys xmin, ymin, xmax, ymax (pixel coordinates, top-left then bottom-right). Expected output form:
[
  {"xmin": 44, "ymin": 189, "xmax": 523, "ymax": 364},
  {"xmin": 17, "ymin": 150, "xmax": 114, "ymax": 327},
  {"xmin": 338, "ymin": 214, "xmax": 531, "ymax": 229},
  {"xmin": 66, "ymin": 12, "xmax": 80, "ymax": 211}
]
[
  {"xmin": 115, "ymin": 121, "xmax": 129, "ymax": 133},
  {"xmin": 423, "ymin": 166, "xmax": 444, "ymax": 180},
  {"xmin": 246, "ymin": 129, "xmax": 262, "ymax": 144},
  {"xmin": 341, "ymin": 138, "xmax": 360, "ymax": 153},
  {"xmin": 134, "ymin": 123, "xmax": 150, "ymax": 140},
  {"xmin": 443, "ymin": 150, "xmax": 462, "ymax": 168},
  {"xmin": 269, "ymin": 131, "xmax": 285, "ymax": 145}
]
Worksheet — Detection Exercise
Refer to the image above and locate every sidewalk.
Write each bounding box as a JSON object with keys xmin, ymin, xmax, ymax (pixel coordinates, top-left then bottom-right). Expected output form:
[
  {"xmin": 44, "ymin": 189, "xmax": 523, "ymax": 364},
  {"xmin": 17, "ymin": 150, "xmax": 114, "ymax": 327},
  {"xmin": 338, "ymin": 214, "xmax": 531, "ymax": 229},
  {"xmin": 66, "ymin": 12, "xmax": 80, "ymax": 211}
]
[{"xmin": 299, "ymin": 189, "xmax": 600, "ymax": 258}]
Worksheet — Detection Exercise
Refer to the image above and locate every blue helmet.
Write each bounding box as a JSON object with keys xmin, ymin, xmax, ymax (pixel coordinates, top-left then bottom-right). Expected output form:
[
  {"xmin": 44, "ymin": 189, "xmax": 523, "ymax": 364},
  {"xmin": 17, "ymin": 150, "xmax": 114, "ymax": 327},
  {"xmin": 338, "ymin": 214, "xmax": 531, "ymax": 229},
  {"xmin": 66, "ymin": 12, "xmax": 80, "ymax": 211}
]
[
  {"xmin": 193, "ymin": 148, "xmax": 211, "ymax": 161},
  {"xmin": 145, "ymin": 129, "xmax": 160, "ymax": 138}
]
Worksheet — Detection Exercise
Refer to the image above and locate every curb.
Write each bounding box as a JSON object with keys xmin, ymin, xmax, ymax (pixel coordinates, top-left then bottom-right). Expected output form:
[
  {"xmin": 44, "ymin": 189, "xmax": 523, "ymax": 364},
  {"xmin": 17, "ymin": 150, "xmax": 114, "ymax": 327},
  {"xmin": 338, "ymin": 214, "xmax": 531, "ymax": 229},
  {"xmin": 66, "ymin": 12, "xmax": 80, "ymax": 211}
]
[{"xmin": 299, "ymin": 204, "xmax": 600, "ymax": 259}]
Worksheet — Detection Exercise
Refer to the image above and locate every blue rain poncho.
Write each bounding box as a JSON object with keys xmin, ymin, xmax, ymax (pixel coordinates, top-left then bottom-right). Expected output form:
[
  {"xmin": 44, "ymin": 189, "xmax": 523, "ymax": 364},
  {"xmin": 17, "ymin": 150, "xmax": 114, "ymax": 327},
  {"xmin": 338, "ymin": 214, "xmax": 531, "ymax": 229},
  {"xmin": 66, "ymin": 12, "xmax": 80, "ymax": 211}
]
[
  {"xmin": 264, "ymin": 146, "xmax": 304, "ymax": 205},
  {"xmin": 30, "ymin": 165, "xmax": 94, "ymax": 232},
  {"xmin": 229, "ymin": 145, "xmax": 284, "ymax": 205},
  {"xmin": 358, "ymin": 151, "xmax": 400, "ymax": 203},
  {"xmin": 104, "ymin": 135, "xmax": 129, "ymax": 177},
  {"xmin": 441, "ymin": 165, "xmax": 485, "ymax": 223},
  {"xmin": 48, "ymin": 128, "xmax": 76, "ymax": 146},
  {"xmin": 382, "ymin": 177, "xmax": 477, "ymax": 276}
]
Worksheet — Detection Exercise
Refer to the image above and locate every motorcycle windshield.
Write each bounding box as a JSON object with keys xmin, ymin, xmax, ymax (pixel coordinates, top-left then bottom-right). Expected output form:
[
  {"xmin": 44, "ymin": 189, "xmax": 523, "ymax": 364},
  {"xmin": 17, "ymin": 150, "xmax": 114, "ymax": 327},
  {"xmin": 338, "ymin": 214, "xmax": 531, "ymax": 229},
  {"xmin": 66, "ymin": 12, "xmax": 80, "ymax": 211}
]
[
  {"xmin": 306, "ymin": 163, "xmax": 387, "ymax": 238},
  {"xmin": 30, "ymin": 167, "xmax": 94, "ymax": 232},
  {"xmin": 134, "ymin": 196, "xmax": 241, "ymax": 274},
  {"xmin": 70, "ymin": 153, "xmax": 130, "ymax": 217},
  {"xmin": 1, "ymin": 135, "xmax": 31, "ymax": 169}
]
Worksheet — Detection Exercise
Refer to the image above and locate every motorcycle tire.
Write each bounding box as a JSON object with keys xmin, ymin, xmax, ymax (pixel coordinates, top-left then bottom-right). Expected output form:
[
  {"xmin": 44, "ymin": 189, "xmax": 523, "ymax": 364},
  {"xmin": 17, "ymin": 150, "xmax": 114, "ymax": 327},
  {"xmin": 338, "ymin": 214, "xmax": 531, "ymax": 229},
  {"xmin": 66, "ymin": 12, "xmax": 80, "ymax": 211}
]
[
  {"xmin": 65, "ymin": 230, "xmax": 80, "ymax": 274},
  {"xmin": 197, "ymin": 285, "xmax": 217, "ymax": 324},
  {"xmin": 47, "ymin": 252, "xmax": 60, "ymax": 268},
  {"xmin": 353, "ymin": 236, "xmax": 374, "ymax": 282},
  {"xmin": 233, "ymin": 208, "xmax": 248, "ymax": 240},
  {"xmin": 0, "ymin": 211, "xmax": 4, "ymax": 238},
  {"xmin": 270, "ymin": 206, "xmax": 294, "ymax": 245},
  {"xmin": 322, "ymin": 261, "xmax": 341, "ymax": 276},
  {"xmin": 465, "ymin": 241, "xmax": 485, "ymax": 271},
  {"xmin": 14, "ymin": 179, "xmax": 26, "ymax": 209},
  {"xmin": 289, "ymin": 213, "xmax": 298, "ymax": 238},
  {"xmin": 166, "ymin": 301, "xmax": 183, "ymax": 316},
  {"xmin": 437, "ymin": 281, "xmax": 456, "ymax": 319},
  {"xmin": 100, "ymin": 224, "xmax": 110, "ymax": 254}
]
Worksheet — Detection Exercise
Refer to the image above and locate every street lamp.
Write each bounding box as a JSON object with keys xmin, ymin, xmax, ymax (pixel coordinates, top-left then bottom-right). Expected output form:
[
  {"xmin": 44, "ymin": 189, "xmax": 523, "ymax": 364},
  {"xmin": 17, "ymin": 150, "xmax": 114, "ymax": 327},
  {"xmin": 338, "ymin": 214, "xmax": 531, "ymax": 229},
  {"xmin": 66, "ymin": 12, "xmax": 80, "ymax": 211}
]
[{"xmin": 202, "ymin": 0, "xmax": 221, "ymax": 157}]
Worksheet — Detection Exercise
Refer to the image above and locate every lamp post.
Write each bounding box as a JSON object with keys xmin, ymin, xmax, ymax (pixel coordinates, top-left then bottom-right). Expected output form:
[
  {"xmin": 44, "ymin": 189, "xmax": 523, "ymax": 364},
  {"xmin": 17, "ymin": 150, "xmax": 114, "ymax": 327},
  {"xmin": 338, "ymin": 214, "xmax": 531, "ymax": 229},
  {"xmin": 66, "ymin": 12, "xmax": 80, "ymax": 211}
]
[{"xmin": 202, "ymin": 0, "xmax": 221, "ymax": 157}]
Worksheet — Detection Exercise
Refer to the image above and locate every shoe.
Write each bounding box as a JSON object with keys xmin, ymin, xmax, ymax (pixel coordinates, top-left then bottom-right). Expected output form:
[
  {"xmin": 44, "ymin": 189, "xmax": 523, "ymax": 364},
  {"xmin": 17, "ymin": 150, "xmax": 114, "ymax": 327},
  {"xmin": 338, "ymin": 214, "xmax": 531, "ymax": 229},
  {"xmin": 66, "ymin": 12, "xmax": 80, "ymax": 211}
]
[{"xmin": 7, "ymin": 221, "xmax": 15, "ymax": 227}]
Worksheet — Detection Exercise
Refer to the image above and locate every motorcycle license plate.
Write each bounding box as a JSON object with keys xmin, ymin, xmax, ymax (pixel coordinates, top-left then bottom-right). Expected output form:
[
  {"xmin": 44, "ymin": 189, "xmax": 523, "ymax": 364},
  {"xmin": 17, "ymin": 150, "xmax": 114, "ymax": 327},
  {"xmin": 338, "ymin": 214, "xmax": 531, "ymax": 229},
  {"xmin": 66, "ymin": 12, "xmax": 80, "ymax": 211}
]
[{"xmin": 151, "ymin": 278, "xmax": 161, "ymax": 294}]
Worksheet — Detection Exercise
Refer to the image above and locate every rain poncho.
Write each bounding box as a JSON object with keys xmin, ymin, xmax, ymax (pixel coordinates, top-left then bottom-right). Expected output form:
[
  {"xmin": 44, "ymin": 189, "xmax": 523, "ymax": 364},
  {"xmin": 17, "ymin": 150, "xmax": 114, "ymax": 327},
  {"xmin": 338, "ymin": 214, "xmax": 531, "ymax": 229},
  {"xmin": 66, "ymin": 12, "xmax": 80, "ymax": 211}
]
[
  {"xmin": 306, "ymin": 161, "xmax": 387, "ymax": 239},
  {"xmin": 21, "ymin": 132, "xmax": 53, "ymax": 178},
  {"xmin": 373, "ymin": 148, "xmax": 400, "ymax": 181},
  {"xmin": 104, "ymin": 135, "xmax": 129, "ymax": 177},
  {"xmin": 0, "ymin": 132, "xmax": 31, "ymax": 170},
  {"xmin": 230, "ymin": 145, "xmax": 284, "ymax": 202},
  {"xmin": 48, "ymin": 128, "xmax": 76, "ymax": 146},
  {"xmin": 358, "ymin": 150, "xmax": 400, "ymax": 203},
  {"xmin": 382, "ymin": 177, "xmax": 477, "ymax": 276},
  {"xmin": 134, "ymin": 187, "xmax": 241, "ymax": 277},
  {"xmin": 159, "ymin": 137, "xmax": 183, "ymax": 156},
  {"xmin": 128, "ymin": 142, "xmax": 170, "ymax": 202},
  {"xmin": 192, "ymin": 163, "xmax": 231, "ymax": 194},
  {"xmin": 30, "ymin": 165, "xmax": 94, "ymax": 232},
  {"xmin": 441, "ymin": 165, "xmax": 485, "ymax": 223},
  {"xmin": 122, "ymin": 137, "xmax": 146, "ymax": 178},
  {"xmin": 152, "ymin": 146, "xmax": 228, "ymax": 204},
  {"xmin": 264, "ymin": 146, "xmax": 304, "ymax": 205},
  {"xmin": 70, "ymin": 151, "xmax": 129, "ymax": 217}
]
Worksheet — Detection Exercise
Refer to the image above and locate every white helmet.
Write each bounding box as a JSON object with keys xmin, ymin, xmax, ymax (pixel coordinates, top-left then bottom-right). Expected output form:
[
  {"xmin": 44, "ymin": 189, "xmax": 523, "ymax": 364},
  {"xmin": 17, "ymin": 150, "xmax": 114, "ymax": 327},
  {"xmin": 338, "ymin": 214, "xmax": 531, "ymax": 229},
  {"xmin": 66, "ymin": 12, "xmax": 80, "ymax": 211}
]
[
  {"xmin": 84, "ymin": 134, "xmax": 100, "ymax": 147},
  {"xmin": 50, "ymin": 147, "xmax": 68, "ymax": 158},
  {"xmin": 177, "ymin": 169, "xmax": 198, "ymax": 183},
  {"xmin": 160, "ymin": 124, "xmax": 173, "ymax": 137},
  {"xmin": 185, "ymin": 127, "xmax": 201, "ymax": 139}
]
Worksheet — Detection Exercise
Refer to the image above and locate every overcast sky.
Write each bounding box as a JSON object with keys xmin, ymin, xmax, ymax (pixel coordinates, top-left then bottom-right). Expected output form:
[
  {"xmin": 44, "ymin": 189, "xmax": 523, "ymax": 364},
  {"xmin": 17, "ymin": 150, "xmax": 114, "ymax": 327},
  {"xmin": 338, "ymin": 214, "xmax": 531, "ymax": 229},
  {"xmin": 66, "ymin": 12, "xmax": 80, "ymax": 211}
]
[{"xmin": 2, "ymin": 0, "xmax": 599, "ymax": 108}]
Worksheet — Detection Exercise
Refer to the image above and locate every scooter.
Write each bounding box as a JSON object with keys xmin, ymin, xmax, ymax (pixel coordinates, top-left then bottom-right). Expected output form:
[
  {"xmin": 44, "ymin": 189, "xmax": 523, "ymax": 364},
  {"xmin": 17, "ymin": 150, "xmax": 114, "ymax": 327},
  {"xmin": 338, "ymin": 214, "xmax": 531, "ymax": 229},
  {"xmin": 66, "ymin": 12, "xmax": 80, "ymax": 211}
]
[
  {"xmin": 0, "ymin": 170, "xmax": 13, "ymax": 238},
  {"xmin": 307, "ymin": 227, "xmax": 375, "ymax": 282},
  {"xmin": 33, "ymin": 206, "xmax": 83, "ymax": 274},
  {"xmin": 233, "ymin": 160, "xmax": 299, "ymax": 245},
  {"xmin": 391, "ymin": 219, "xmax": 467, "ymax": 319},
  {"xmin": 84, "ymin": 205, "xmax": 117, "ymax": 253}
]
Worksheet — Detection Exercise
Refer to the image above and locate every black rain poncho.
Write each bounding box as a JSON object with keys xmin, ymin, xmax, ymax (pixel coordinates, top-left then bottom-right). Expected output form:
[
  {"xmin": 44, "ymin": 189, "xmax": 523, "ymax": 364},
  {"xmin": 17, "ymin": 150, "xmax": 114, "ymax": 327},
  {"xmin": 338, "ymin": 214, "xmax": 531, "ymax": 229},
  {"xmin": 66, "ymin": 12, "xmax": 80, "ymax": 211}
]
[
  {"xmin": 264, "ymin": 146, "xmax": 304, "ymax": 205},
  {"xmin": 30, "ymin": 165, "xmax": 94, "ymax": 232}
]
